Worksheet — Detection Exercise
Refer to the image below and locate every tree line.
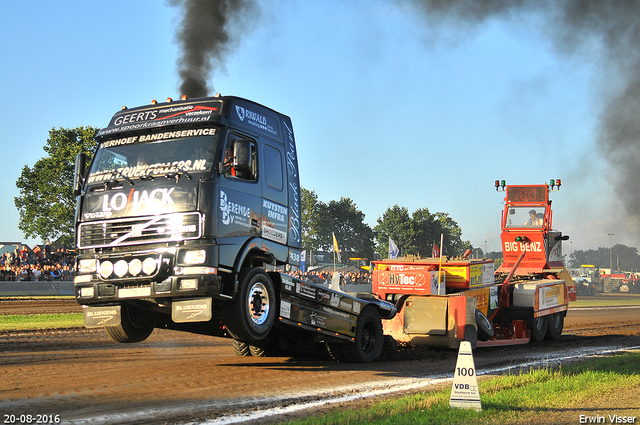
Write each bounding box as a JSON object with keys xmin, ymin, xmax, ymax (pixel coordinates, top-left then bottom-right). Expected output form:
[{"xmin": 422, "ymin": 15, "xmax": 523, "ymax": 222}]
[
  {"xmin": 302, "ymin": 189, "xmax": 473, "ymax": 263},
  {"xmin": 15, "ymin": 127, "xmax": 473, "ymax": 259},
  {"xmin": 569, "ymin": 245, "xmax": 640, "ymax": 272}
]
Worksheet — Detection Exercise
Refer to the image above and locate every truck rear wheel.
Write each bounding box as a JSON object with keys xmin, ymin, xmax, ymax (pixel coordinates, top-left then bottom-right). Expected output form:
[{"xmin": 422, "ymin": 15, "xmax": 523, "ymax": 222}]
[
  {"xmin": 545, "ymin": 312, "xmax": 564, "ymax": 341},
  {"xmin": 232, "ymin": 339, "xmax": 251, "ymax": 356},
  {"xmin": 105, "ymin": 303, "xmax": 154, "ymax": 343},
  {"xmin": 529, "ymin": 314, "xmax": 548, "ymax": 342},
  {"xmin": 343, "ymin": 306, "xmax": 383, "ymax": 363},
  {"xmin": 223, "ymin": 268, "xmax": 277, "ymax": 343}
]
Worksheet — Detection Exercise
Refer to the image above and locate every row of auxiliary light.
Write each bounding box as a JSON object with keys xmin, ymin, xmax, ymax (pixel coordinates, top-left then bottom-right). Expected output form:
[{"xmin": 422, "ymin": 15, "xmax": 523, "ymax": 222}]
[
  {"xmin": 494, "ymin": 179, "xmax": 562, "ymax": 191},
  {"xmin": 78, "ymin": 257, "xmax": 159, "ymax": 279},
  {"xmin": 77, "ymin": 249, "xmax": 208, "ymax": 280},
  {"xmin": 121, "ymin": 93, "xmax": 223, "ymax": 110}
]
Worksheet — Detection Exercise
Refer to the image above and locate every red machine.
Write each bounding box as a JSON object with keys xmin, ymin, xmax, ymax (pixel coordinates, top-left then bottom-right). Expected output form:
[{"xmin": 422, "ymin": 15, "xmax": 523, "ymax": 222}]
[{"xmin": 372, "ymin": 180, "xmax": 576, "ymax": 349}]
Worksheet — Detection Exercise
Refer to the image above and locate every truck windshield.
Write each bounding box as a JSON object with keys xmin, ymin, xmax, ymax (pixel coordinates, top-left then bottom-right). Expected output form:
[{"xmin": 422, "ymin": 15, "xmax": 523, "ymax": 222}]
[
  {"xmin": 504, "ymin": 206, "xmax": 545, "ymax": 228},
  {"xmin": 86, "ymin": 130, "xmax": 218, "ymax": 184}
]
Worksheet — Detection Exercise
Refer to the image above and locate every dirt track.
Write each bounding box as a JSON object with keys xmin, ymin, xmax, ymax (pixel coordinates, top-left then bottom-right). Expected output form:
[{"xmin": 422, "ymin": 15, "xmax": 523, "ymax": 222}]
[{"xmin": 1, "ymin": 295, "xmax": 639, "ymax": 424}]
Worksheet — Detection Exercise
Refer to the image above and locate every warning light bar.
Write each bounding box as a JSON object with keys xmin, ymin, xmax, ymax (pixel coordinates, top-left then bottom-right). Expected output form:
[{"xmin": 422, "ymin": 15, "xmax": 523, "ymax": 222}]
[
  {"xmin": 495, "ymin": 180, "xmax": 506, "ymax": 192},
  {"xmin": 549, "ymin": 179, "xmax": 562, "ymax": 190},
  {"xmin": 514, "ymin": 236, "xmax": 530, "ymax": 243}
]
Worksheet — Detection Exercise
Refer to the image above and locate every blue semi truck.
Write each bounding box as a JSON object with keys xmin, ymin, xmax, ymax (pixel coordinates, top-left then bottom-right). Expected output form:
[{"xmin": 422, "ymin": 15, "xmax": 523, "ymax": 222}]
[{"xmin": 72, "ymin": 95, "xmax": 394, "ymax": 362}]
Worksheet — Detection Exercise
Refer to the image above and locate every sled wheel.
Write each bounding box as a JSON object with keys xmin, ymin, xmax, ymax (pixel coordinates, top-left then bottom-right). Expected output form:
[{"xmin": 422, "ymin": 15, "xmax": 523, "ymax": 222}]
[
  {"xmin": 545, "ymin": 312, "xmax": 564, "ymax": 341},
  {"xmin": 343, "ymin": 306, "xmax": 383, "ymax": 363},
  {"xmin": 223, "ymin": 268, "xmax": 277, "ymax": 343},
  {"xmin": 529, "ymin": 314, "xmax": 548, "ymax": 342},
  {"xmin": 105, "ymin": 303, "xmax": 154, "ymax": 343},
  {"xmin": 475, "ymin": 309, "xmax": 494, "ymax": 341},
  {"xmin": 232, "ymin": 339, "xmax": 251, "ymax": 356}
]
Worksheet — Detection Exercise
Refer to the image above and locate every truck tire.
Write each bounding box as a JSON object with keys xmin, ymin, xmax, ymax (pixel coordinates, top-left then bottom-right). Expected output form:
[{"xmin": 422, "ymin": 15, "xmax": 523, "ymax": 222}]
[
  {"xmin": 545, "ymin": 312, "xmax": 564, "ymax": 341},
  {"xmin": 249, "ymin": 334, "xmax": 285, "ymax": 357},
  {"xmin": 232, "ymin": 339, "xmax": 251, "ymax": 356},
  {"xmin": 223, "ymin": 268, "xmax": 277, "ymax": 343},
  {"xmin": 475, "ymin": 309, "xmax": 494, "ymax": 341},
  {"xmin": 528, "ymin": 314, "xmax": 548, "ymax": 342},
  {"xmin": 343, "ymin": 306, "xmax": 383, "ymax": 363},
  {"xmin": 105, "ymin": 303, "xmax": 154, "ymax": 343}
]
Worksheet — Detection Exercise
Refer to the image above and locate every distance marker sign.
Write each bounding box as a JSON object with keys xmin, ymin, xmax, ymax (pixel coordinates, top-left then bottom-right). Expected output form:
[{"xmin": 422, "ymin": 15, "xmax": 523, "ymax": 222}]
[{"xmin": 449, "ymin": 341, "xmax": 482, "ymax": 411}]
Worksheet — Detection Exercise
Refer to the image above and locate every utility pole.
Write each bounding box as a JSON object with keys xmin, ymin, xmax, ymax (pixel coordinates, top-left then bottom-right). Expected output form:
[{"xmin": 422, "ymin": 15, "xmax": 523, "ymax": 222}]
[{"xmin": 608, "ymin": 233, "xmax": 614, "ymax": 271}]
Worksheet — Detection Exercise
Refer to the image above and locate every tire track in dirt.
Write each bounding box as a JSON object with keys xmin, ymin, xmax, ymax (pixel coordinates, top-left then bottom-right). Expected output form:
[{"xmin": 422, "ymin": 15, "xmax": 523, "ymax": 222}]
[{"xmin": 1, "ymin": 296, "xmax": 639, "ymax": 424}]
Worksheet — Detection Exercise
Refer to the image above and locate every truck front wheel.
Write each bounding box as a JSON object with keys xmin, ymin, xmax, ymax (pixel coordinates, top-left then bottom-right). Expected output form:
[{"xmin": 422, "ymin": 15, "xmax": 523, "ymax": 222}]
[
  {"xmin": 223, "ymin": 268, "xmax": 277, "ymax": 343},
  {"xmin": 105, "ymin": 303, "xmax": 154, "ymax": 343}
]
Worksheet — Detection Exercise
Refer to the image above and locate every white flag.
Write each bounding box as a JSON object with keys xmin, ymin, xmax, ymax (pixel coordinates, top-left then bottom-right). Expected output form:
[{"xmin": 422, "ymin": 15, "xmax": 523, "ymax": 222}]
[{"xmin": 389, "ymin": 237, "xmax": 399, "ymax": 259}]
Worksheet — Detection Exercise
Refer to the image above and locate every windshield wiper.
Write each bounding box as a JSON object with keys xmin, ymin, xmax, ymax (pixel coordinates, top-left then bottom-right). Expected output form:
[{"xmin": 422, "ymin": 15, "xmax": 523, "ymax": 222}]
[
  {"xmin": 110, "ymin": 169, "xmax": 135, "ymax": 186},
  {"xmin": 165, "ymin": 165, "xmax": 193, "ymax": 181}
]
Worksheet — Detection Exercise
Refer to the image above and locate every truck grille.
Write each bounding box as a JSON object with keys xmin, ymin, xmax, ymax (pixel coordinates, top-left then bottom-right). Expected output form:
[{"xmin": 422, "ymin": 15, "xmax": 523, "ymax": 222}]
[{"xmin": 78, "ymin": 212, "xmax": 202, "ymax": 249}]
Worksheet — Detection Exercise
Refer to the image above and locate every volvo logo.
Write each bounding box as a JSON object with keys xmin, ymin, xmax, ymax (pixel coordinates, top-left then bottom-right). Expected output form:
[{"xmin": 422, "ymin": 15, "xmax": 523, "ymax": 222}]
[{"xmin": 235, "ymin": 105, "xmax": 246, "ymax": 121}]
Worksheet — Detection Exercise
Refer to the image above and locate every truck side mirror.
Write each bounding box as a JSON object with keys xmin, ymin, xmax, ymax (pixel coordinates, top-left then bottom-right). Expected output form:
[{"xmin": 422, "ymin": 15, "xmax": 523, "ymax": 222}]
[{"xmin": 74, "ymin": 152, "xmax": 86, "ymax": 196}]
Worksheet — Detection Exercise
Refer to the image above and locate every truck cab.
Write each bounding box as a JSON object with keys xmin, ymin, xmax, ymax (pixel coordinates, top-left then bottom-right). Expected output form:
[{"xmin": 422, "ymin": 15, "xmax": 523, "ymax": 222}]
[
  {"xmin": 496, "ymin": 181, "xmax": 577, "ymax": 301},
  {"xmin": 73, "ymin": 95, "xmax": 302, "ymax": 343}
]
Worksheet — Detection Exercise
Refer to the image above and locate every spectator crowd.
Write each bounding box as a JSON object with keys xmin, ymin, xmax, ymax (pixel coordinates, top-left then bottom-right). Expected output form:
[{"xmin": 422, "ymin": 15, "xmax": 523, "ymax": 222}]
[
  {"xmin": 1, "ymin": 241, "xmax": 75, "ymax": 281},
  {"xmin": 1, "ymin": 242, "xmax": 372, "ymax": 285}
]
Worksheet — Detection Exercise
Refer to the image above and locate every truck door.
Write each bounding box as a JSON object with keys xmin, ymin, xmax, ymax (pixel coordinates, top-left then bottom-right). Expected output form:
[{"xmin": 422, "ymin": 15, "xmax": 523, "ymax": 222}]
[
  {"xmin": 260, "ymin": 143, "xmax": 288, "ymax": 245},
  {"xmin": 217, "ymin": 132, "xmax": 261, "ymax": 241}
]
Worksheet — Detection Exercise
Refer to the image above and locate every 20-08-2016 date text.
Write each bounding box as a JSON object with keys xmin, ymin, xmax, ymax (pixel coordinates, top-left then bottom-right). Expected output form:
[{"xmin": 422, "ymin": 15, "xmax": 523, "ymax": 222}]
[{"xmin": 3, "ymin": 414, "xmax": 60, "ymax": 424}]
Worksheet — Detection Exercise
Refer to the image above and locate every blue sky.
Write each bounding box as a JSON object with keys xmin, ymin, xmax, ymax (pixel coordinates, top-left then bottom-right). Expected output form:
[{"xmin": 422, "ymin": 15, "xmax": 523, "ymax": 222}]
[{"xmin": 1, "ymin": 0, "xmax": 632, "ymax": 256}]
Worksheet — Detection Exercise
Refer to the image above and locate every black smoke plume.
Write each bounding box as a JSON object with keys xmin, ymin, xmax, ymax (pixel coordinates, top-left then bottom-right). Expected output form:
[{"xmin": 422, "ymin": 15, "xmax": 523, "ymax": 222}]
[
  {"xmin": 169, "ymin": 0, "xmax": 640, "ymax": 227},
  {"xmin": 400, "ymin": 0, "xmax": 640, "ymax": 226},
  {"xmin": 171, "ymin": 0, "xmax": 256, "ymax": 98}
]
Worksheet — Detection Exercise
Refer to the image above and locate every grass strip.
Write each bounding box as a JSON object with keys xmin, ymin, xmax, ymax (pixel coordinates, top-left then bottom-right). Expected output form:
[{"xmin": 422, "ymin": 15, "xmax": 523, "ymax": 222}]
[
  {"xmin": 0, "ymin": 296, "xmax": 76, "ymax": 300},
  {"xmin": 285, "ymin": 352, "xmax": 640, "ymax": 425},
  {"xmin": 0, "ymin": 313, "xmax": 83, "ymax": 331},
  {"xmin": 571, "ymin": 298, "xmax": 640, "ymax": 308}
]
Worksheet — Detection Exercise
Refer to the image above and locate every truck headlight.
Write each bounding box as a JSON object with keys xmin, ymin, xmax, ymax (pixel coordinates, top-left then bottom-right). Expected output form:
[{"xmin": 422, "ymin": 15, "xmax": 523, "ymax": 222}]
[
  {"xmin": 142, "ymin": 257, "xmax": 157, "ymax": 275},
  {"xmin": 179, "ymin": 278, "xmax": 198, "ymax": 290},
  {"xmin": 74, "ymin": 275, "xmax": 92, "ymax": 284},
  {"xmin": 78, "ymin": 286, "xmax": 95, "ymax": 298},
  {"xmin": 114, "ymin": 260, "xmax": 129, "ymax": 277},
  {"xmin": 184, "ymin": 249, "xmax": 206, "ymax": 265},
  {"xmin": 78, "ymin": 259, "xmax": 97, "ymax": 273},
  {"xmin": 129, "ymin": 258, "xmax": 142, "ymax": 276},
  {"xmin": 100, "ymin": 261, "xmax": 114, "ymax": 279}
]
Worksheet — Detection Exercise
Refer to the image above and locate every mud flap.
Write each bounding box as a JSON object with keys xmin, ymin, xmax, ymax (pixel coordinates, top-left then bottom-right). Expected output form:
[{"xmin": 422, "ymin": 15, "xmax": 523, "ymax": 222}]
[
  {"xmin": 555, "ymin": 267, "xmax": 577, "ymax": 302},
  {"xmin": 84, "ymin": 305, "xmax": 121, "ymax": 328},
  {"xmin": 404, "ymin": 296, "xmax": 448, "ymax": 335},
  {"xmin": 172, "ymin": 298, "xmax": 212, "ymax": 323},
  {"xmin": 448, "ymin": 296, "xmax": 478, "ymax": 349},
  {"xmin": 384, "ymin": 295, "xmax": 477, "ymax": 348}
]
